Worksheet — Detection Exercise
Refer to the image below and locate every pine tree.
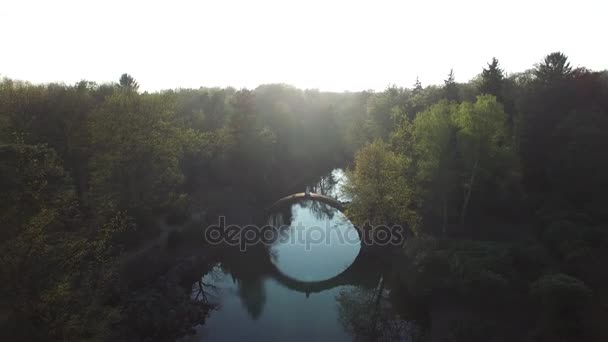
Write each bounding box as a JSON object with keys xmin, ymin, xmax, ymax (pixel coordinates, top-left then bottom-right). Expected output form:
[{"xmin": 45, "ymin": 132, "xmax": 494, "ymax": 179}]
[
  {"xmin": 413, "ymin": 76, "xmax": 423, "ymax": 94},
  {"xmin": 534, "ymin": 52, "xmax": 572, "ymax": 84},
  {"xmin": 444, "ymin": 69, "xmax": 458, "ymax": 101},
  {"xmin": 119, "ymin": 73, "xmax": 139, "ymax": 90},
  {"xmin": 480, "ymin": 57, "xmax": 504, "ymax": 101}
]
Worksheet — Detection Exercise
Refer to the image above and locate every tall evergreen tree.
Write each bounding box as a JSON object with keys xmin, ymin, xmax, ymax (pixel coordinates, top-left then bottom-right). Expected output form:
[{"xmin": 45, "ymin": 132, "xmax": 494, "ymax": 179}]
[
  {"xmin": 534, "ymin": 52, "xmax": 572, "ymax": 84},
  {"xmin": 480, "ymin": 57, "xmax": 504, "ymax": 101},
  {"xmin": 413, "ymin": 77, "xmax": 423, "ymax": 95},
  {"xmin": 444, "ymin": 69, "xmax": 458, "ymax": 102},
  {"xmin": 119, "ymin": 73, "xmax": 139, "ymax": 91}
]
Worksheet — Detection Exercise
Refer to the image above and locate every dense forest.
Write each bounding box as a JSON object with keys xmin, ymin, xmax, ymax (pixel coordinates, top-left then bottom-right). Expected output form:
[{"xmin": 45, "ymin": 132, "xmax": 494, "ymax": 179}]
[{"xmin": 1, "ymin": 52, "xmax": 607, "ymax": 341}]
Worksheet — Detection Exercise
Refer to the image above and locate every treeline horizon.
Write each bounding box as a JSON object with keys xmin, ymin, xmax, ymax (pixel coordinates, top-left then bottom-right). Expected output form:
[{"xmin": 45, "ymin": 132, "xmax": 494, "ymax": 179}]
[{"xmin": 6, "ymin": 54, "xmax": 605, "ymax": 94}]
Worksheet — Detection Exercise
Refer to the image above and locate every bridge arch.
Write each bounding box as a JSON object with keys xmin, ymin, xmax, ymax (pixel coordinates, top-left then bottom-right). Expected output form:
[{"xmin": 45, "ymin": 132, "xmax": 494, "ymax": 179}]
[
  {"xmin": 267, "ymin": 192, "xmax": 347, "ymax": 212},
  {"xmin": 266, "ymin": 192, "xmax": 361, "ymax": 237}
]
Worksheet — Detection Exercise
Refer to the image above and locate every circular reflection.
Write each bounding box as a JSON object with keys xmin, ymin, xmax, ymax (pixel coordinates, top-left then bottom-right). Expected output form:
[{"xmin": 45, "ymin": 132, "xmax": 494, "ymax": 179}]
[{"xmin": 268, "ymin": 200, "xmax": 361, "ymax": 282}]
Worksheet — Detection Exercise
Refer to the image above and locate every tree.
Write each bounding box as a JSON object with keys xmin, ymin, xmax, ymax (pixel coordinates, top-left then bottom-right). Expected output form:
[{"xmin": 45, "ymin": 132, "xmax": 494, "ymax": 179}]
[
  {"xmin": 119, "ymin": 73, "xmax": 139, "ymax": 91},
  {"xmin": 411, "ymin": 101, "xmax": 458, "ymax": 235},
  {"xmin": 413, "ymin": 76, "xmax": 423, "ymax": 95},
  {"xmin": 0, "ymin": 141, "xmax": 125, "ymax": 340},
  {"xmin": 445, "ymin": 69, "xmax": 455, "ymax": 84},
  {"xmin": 344, "ymin": 140, "xmax": 418, "ymax": 230},
  {"xmin": 88, "ymin": 91, "xmax": 192, "ymax": 215},
  {"xmin": 410, "ymin": 96, "xmax": 519, "ymax": 231},
  {"xmin": 479, "ymin": 57, "xmax": 504, "ymax": 100},
  {"xmin": 228, "ymin": 88, "xmax": 256, "ymax": 145},
  {"xmin": 453, "ymin": 95, "xmax": 517, "ymax": 223},
  {"xmin": 365, "ymin": 87, "xmax": 405, "ymax": 140},
  {"xmin": 534, "ymin": 52, "xmax": 572, "ymax": 84},
  {"xmin": 444, "ymin": 69, "xmax": 458, "ymax": 101},
  {"xmin": 549, "ymin": 108, "xmax": 608, "ymax": 218},
  {"xmin": 530, "ymin": 273, "xmax": 591, "ymax": 340},
  {"xmin": 520, "ymin": 52, "xmax": 575, "ymax": 192}
]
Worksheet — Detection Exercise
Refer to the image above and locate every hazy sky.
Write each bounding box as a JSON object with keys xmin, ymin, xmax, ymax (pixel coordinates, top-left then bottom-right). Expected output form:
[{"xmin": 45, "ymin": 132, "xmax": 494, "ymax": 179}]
[{"xmin": 1, "ymin": 0, "xmax": 606, "ymax": 92}]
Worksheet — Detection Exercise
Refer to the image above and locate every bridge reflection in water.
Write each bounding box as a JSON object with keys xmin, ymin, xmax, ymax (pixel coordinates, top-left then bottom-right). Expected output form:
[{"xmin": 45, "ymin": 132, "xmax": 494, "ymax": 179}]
[
  {"xmin": 189, "ymin": 174, "xmax": 418, "ymax": 341},
  {"xmin": 187, "ymin": 193, "xmax": 419, "ymax": 342},
  {"xmin": 201, "ymin": 196, "xmax": 387, "ymax": 321},
  {"xmin": 264, "ymin": 194, "xmax": 381, "ymax": 297},
  {"xmin": 268, "ymin": 246, "xmax": 383, "ymax": 297},
  {"xmin": 203, "ymin": 236, "xmax": 386, "ymax": 321}
]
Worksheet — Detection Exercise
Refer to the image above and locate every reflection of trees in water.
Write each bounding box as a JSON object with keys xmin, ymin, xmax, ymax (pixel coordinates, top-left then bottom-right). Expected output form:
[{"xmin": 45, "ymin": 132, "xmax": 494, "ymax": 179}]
[
  {"xmin": 236, "ymin": 276, "xmax": 266, "ymax": 320},
  {"xmin": 267, "ymin": 200, "xmax": 341, "ymax": 242},
  {"xmin": 192, "ymin": 278, "xmax": 216, "ymax": 304},
  {"xmin": 307, "ymin": 168, "xmax": 351, "ymax": 203},
  {"xmin": 336, "ymin": 278, "xmax": 423, "ymax": 342},
  {"xmin": 267, "ymin": 204, "xmax": 294, "ymax": 246},
  {"xmin": 310, "ymin": 171, "xmax": 339, "ymax": 197},
  {"xmin": 268, "ymin": 203, "xmax": 294, "ymax": 227},
  {"xmin": 298, "ymin": 199, "xmax": 337, "ymax": 221},
  {"xmin": 203, "ymin": 196, "xmax": 357, "ymax": 322},
  {"xmin": 207, "ymin": 247, "xmax": 272, "ymax": 321}
]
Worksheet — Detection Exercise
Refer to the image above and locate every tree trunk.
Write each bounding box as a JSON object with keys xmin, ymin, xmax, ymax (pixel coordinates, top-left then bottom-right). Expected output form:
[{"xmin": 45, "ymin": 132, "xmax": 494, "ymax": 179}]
[
  {"xmin": 442, "ymin": 194, "xmax": 448, "ymax": 238},
  {"xmin": 460, "ymin": 158, "xmax": 478, "ymax": 224},
  {"xmin": 369, "ymin": 276, "xmax": 385, "ymax": 340}
]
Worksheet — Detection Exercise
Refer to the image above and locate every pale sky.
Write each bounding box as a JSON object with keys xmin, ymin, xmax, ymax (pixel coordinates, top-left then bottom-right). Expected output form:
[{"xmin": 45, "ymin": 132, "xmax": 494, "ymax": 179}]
[{"xmin": 1, "ymin": 0, "xmax": 606, "ymax": 92}]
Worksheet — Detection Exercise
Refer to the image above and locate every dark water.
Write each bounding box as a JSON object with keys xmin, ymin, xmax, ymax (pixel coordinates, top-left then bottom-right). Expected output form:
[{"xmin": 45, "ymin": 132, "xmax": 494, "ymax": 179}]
[{"xmin": 181, "ymin": 169, "xmax": 416, "ymax": 341}]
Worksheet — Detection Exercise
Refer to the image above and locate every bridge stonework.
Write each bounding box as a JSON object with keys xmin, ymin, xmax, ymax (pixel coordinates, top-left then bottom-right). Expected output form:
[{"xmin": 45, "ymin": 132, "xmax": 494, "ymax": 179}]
[{"xmin": 267, "ymin": 192, "xmax": 347, "ymax": 212}]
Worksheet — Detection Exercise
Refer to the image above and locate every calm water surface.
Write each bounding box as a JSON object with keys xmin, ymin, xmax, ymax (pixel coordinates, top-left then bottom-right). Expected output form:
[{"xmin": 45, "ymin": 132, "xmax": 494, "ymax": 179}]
[{"xmin": 183, "ymin": 169, "xmax": 412, "ymax": 341}]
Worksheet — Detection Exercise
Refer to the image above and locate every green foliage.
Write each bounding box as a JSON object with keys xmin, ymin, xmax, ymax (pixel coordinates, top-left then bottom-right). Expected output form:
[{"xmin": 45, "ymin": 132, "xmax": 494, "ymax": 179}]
[
  {"xmin": 348, "ymin": 94, "xmax": 520, "ymax": 235},
  {"xmin": 479, "ymin": 57, "xmax": 504, "ymax": 100},
  {"xmin": 530, "ymin": 273, "xmax": 591, "ymax": 332},
  {"xmin": 365, "ymin": 87, "xmax": 404, "ymax": 139},
  {"xmin": 530, "ymin": 273, "xmax": 592, "ymax": 310},
  {"xmin": 88, "ymin": 91, "xmax": 191, "ymax": 214},
  {"xmin": 400, "ymin": 238, "xmax": 515, "ymax": 300},
  {"xmin": 413, "ymin": 77, "xmax": 423, "ymax": 94},
  {"xmin": 118, "ymin": 73, "xmax": 139, "ymax": 91},
  {"xmin": 549, "ymin": 108, "xmax": 608, "ymax": 219},
  {"xmin": 443, "ymin": 69, "xmax": 459, "ymax": 101},
  {"xmin": 411, "ymin": 101, "xmax": 457, "ymax": 219},
  {"xmin": 406, "ymin": 96, "xmax": 519, "ymax": 231},
  {"xmin": 534, "ymin": 52, "xmax": 573, "ymax": 84},
  {"xmin": 508, "ymin": 242, "xmax": 552, "ymax": 282},
  {"xmin": 0, "ymin": 140, "xmax": 126, "ymax": 340},
  {"xmin": 345, "ymin": 140, "xmax": 418, "ymax": 230},
  {"xmin": 454, "ymin": 95, "xmax": 519, "ymax": 222}
]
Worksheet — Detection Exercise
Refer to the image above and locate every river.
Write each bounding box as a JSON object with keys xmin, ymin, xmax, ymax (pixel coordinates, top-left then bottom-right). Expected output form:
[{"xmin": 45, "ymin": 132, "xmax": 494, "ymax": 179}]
[{"xmin": 180, "ymin": 169, "xmax": 417, "ymax": 341}]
